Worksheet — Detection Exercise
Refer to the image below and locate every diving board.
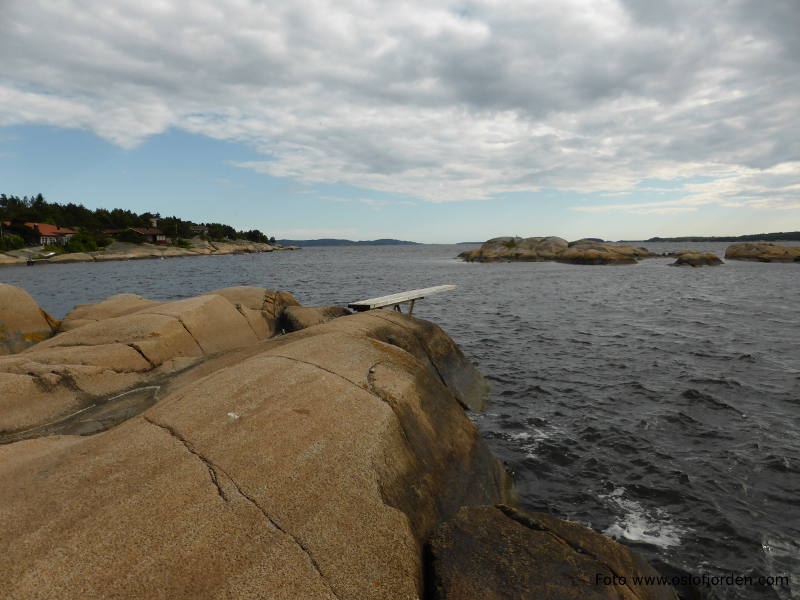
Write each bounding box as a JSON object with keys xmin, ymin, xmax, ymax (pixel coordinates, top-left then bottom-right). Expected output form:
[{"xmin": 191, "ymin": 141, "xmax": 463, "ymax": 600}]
[{"xmin": 348, "ymin": 285, "xmax": 456, "ymax": 315}]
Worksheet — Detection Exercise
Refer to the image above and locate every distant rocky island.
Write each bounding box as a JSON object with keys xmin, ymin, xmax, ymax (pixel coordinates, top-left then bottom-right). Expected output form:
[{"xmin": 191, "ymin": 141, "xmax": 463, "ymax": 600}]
[
  {"xmin": 459, "ymin": 237, "xmax": 657, "ymax": 265},
  {"xmin": 460, "ymin": 236, "xmax": 800, "ymax": 266},
  {"xmin": 275, "ymin": 238, "xmax": 419, "ymax": 247}
]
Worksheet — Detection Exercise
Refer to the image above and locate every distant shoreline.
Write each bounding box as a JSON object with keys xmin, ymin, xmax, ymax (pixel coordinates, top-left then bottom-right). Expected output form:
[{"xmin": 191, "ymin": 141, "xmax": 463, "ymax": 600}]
[
  {"xmin": 275, "ymin": 238, "xmax": 419, "ymax": 247},
  {"xmin": 620, "ymin": 231, "xmax": 800, "ymax": 243},
  {"xmin": 0, "ymin": 239, "xmax": 299, "ymax": 268}
]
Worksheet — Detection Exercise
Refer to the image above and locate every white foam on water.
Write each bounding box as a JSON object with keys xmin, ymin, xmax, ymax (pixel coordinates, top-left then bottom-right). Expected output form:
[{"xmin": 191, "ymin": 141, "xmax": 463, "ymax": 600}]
[
  {"xmin": 507, "ymin": 428, "xmax": 553, "ymax": 459},
  {"xmin": 600, "ymin": 487, "xmax": 685, "ymax": 549},
  {"xmin": 761, "ymin": 535, "xmax": 799, "ymax": 600}
]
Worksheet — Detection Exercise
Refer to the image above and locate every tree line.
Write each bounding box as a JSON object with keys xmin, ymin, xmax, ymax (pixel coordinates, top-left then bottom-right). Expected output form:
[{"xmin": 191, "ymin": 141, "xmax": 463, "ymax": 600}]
[
  {"xmin": 0, "ymin": 193, "xmax": 274, "ymax": 250},
  {"xmin": 645, "ymin": 232, "xmax": 800, "ymax": 242}
]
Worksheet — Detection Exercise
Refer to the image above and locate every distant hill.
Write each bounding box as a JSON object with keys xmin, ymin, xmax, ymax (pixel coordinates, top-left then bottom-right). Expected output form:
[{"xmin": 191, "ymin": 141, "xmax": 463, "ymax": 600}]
[
  {"xmin": 276, "ymin": 238, "xmax": 420, "ymax": 247},
  {"xmin": 630, "ymin": 231, "xmax": 800, "ymax": 243}
]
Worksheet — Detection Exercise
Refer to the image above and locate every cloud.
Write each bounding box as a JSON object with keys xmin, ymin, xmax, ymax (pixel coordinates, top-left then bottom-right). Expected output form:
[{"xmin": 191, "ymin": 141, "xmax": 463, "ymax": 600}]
[
  {"xmin": 0, "ymin": 0, "xmax": 798, "ymax": 202},
  {"xmin": 570, "ymin": 162, "xmax": 800, "ymax": 213}
]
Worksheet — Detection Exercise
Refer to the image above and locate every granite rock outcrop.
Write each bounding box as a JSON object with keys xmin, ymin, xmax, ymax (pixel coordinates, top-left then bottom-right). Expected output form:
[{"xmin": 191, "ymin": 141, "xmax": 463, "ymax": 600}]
[
  {"xmin": 282, "ymin": 305, "xmax": 353, "ymax": 332},
  {"xmin": 669, "ymin": 251, "xmax": 723, "ymax": 267},
  {"xmin": 427, "ymin": 504, "xmax": 679, "ymax": 600},
  {"xmin": 0, "ymin": 291, "xmax": 511, "ymax": 600},
  {"xmin": 0, "ymin": 286, "xmax": 298, "ymax": 435},
  {"xmin": 459, "ymin": 237, "xmax": 657, "ymax": 265},
  {"xmin": 724, "ymin": 242, "xmax": 800, "ymax": 262},
  {"xmin": 0, "ymin": 284, "xmax": 59, "ymax": 355}
]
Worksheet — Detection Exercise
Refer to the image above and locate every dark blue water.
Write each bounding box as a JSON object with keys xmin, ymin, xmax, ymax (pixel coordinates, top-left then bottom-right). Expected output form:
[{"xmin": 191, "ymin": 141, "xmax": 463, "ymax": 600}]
[{"xmin": 2, "ymin": 243, "xmax": 798, "ymax": 599}]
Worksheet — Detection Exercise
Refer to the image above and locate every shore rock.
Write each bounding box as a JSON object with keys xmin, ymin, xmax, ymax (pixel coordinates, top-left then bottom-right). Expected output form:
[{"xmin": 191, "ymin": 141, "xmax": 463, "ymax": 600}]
[
  {"xmin": 724, "ymin": 242, "xmax": 800, "ymax": 262},
  {"xmin": 44, "ymin": 252, "xmax": 96, "ymax": 263},
  {"xmin": 0, "ymin": 288, "xmax": 296, "ymax": 434},
  {"xmin": 282, "ymin": 305, "xmax": 352, "ymax": 331},
  {"xmin": 670, "ymin": 251, "xmax": 723, "ymax": 267},
  {"xmin": 206, "ymin": 286, "xmax": 300, "ymax": 338},
  {"xmin": 427, "ymin": 504, "xmax": 679, "ymax": 600},
  {"xmin": 59, "ymin": 293, "xmax": 162, "ymax": 331},
  {"xmin": 0, "ymin": 254, "xmax": 26, "ymax": 266},
  {"xmin": 0, "ymin": 309, "xmax": 511, "ymax": 599},
  {"xmin": 0, "ymin": 284, "xmax": 58, "ymax": 355},
  {"xmin": 1, "ymin": 240, "xmax": 297, "ymax": 267},
  {"xmin": 460, "ymin": 237, "xmax": 656, "ymax": 265}
]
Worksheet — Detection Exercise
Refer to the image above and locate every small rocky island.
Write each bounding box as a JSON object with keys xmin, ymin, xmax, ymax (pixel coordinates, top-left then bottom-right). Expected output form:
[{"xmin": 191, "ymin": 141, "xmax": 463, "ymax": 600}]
[
  {"xmin": 725, "ymin": 242, "xmax": 800, "ymax": 262},
  {"xmin": 668, "ymin": 251, "xmax": 723, "ymax": 267},
  {"xmin": 0, "ymin": 283, "xmax": 679, "ymax": 599},
  {"xmin": 459, "ymin": 236, "xmax": 657, "ymax": 265}
]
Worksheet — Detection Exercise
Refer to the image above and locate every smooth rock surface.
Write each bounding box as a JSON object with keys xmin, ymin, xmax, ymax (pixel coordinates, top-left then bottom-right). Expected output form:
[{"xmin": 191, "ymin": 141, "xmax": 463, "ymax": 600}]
[
  {"xmin": 44, "ymin": 252, "xmax": 96, "ymax": 263},
  {"xmin": 724, "ymin": 242, "xmax": 800, "ymax": 262},
  {"xmin": 0, "ymin": 284, "xmax": 58, "ymax": 354},
  {"xmin": 206, "ymin": 286, "xmax": 300, "ymax": 338},
  {"xmin": 0, "ymin": 254, "xmax": 26, "ymax": 266},
  {"xmin": 669, "ymin": 251, "xmax": 723, "ymax": 267},
  {"xmin": 282, "ymin": 305, "xmax": 352, "ymax": 331},
  {"xmin": 427, "ymin": 504, "xmax": 679, "ymax": 600},
  {"xmin": 0, "ymin": 287, "xmax": 296, "ymax": 434},
  {"xmin": 140, "ymin": 295, "xmax": 260, "ymax": 355},
  {"xmin": 59, "ymin": 293, "xmax": 162, "ymax": 331},
  {"xmin": 459, "ymin": 237, "xmax": 656, "ymax": 265},
  {"xmin": 0, "ymin": 311, "xmax": 511, "ymax": 599}
]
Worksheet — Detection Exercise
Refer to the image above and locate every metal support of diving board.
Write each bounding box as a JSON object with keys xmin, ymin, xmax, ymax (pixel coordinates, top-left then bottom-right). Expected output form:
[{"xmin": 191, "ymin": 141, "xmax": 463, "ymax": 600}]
[{"xmin": 348, "ymin": 285, "xmax": 456, "ymax": 315}]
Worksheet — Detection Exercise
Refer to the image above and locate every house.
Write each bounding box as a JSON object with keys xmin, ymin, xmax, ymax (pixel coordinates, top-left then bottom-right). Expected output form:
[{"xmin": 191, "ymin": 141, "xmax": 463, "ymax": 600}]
[
  {"xmin": 128, "ymin": 227, "xmax": 168, "ymax": 244},
  {"xmin": 104, "ymin": 219, "xmax": 168, "ymax": 244},
  {"xmin": 3, "ymin": 221, "xmax": 77, "ymax": 246},
  {"xmin": 190, "ymin": 225, "xmax": 209, "ymax": 235}
]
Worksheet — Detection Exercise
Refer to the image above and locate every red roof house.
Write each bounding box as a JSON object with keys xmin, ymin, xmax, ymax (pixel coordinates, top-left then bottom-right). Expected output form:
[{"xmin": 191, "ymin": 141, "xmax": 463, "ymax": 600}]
[{"xmin": 3, "ymin": 222, "xmax": 77, "ymax": 246}]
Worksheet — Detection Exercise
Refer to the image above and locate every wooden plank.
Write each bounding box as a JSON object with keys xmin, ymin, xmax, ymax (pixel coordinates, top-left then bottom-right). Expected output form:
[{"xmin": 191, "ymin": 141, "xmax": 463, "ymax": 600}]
[{"xmin": 348, "ymin": 285, "xmax": 456, "ymax": 311}]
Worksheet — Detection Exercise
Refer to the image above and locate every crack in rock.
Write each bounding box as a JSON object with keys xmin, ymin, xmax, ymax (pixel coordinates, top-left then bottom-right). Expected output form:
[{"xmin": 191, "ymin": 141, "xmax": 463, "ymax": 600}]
[
  {"xmin": 144, "ymin": 416, "xmax": 228, "ymax": 502},
  {"xmin": 270, "ymin": 354, "xmax": 366, "ymax": 391},
  {"xmin": 127, "ymin": 343, "xmax": 157, "ymax": 369},
  {"xmin": 234, "ymin": 305, "xmax": 262, "ymax": 339},
  {"xmin": 171, "ymin": 317, "xmax": 207, "ymax": 355},
  {"xmin": 143, "ymin": 415, "xmax": 341, "ymax": 600}
]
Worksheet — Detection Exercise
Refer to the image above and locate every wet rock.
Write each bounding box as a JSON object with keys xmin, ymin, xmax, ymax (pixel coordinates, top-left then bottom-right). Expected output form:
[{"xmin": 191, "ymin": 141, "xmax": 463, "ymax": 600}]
[
  {"xmin": 669, "ymin": 251, "xmax": 723, "ymax": 267},
  {"xmin": 427, "ymin": 504, "xmax": 679, "ymax": 600},
  {"xmin": 724, "ymin": 242, "xmax": 800, "ymax": 262},
  {"xmin": 0, "ymin": 311, "xmax": 511, "ymax": 599},
  {"xmin": 281, "ymin": 305, "xmax": 352, "ymax": 331},
  {"xmin": 0, "ymin": 284, "xmax": 58, "ymax": 355}
]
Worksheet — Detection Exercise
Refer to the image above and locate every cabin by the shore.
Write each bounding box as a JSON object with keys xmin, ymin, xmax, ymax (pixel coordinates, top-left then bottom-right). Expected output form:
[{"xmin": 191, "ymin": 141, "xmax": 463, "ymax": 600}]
[
  {"xmin": 104, "ymin": 218, "xmax": 168, "ymax": 245},
  {"xmin": 2, "ymin": 221, "xmax": 78, "ymax": 246}
]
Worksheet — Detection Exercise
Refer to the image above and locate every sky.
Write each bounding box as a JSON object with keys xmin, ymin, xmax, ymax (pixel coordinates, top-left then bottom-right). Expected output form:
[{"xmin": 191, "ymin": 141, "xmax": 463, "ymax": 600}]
[{"xmin": 1, "ymin": 0, "xmax": 798, "ymax": 243}]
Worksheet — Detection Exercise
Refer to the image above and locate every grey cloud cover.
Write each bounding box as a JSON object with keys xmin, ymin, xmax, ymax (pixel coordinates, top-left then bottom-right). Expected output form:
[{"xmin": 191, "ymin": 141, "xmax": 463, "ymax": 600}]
[{"xmin": 1, "ymin": 0, "xmax": 798, "ymax": 207}]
